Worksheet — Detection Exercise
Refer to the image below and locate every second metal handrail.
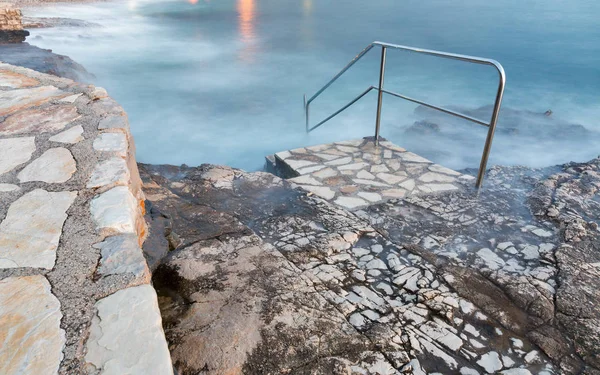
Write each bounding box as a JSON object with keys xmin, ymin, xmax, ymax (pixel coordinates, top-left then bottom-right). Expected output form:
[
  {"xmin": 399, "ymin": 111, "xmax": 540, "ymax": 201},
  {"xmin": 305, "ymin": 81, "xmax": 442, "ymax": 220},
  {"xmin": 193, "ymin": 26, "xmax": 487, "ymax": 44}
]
[{"xmin": 303, "ymin": 41, "xmax": 506, "ymax": 188}]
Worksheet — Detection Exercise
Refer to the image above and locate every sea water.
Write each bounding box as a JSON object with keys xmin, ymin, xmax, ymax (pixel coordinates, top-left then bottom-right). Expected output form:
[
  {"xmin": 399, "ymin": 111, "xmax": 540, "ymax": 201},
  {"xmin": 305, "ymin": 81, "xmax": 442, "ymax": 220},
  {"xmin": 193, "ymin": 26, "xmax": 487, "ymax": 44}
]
[{"xmin": 22, "ymin": 0, "xmax": 600, "ymax": 171}]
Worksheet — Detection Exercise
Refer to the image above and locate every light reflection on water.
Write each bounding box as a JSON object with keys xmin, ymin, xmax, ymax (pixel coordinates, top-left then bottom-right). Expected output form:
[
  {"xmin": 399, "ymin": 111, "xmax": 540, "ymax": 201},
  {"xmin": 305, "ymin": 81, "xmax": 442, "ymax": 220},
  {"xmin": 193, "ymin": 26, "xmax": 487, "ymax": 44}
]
[
  {"xmin": 237, "ymin": 0, "xmax": 256, "ymax": 62},
  {"xmin": 22, "ymin": 0, "xmax": 600, "ymax": 171}
]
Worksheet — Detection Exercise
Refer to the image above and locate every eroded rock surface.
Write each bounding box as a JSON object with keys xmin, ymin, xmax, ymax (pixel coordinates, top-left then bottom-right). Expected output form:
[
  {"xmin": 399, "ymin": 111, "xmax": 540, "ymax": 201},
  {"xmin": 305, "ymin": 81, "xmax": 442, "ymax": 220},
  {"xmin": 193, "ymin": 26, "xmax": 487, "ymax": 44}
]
[{"xmin": 141, "ymin": 158, "xmax": 599, "ymax": 374}]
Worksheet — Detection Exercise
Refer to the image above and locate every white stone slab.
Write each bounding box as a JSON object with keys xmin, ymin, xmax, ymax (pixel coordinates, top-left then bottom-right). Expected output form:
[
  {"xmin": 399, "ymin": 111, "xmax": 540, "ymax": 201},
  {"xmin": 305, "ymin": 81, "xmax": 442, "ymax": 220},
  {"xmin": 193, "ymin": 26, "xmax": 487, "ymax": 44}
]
[
  {"xmin": 0, "ymin": 276, "xmax": 65, "ymax": 375},
  {"xmin": 290, "ymin": 175, "xmax": 322, "ymax": 186},
  {"xmin": 285, "ymin": 159, "xmax": 315, "ymax": 169},
  {"xmin": 85, "ymin": 285, "xmax": 173, "ymax": 375},
  {"xmin": 377, "ymin": 173, "xmax": 407, "ymax": 185},
  {"xmin": 370, "ymin": 164, "xmax": 389, "ymax": 173},
  {"xmin": 418, "ymin": 172, "xmax": 457, "ymax": 183},
  {"xmin": 382, "ymin": 189, "xmax": 407, "ymax": 198},
  {"xmin": 313, "ymin": 167, "xmax": 338, "ymax": 179},
  {"xmin": 58, "ymin": 93, "xmax": 83, "ymax": 103},
  {"xmin": 325, "ymin": 156, "xmax": 353, "ymax": 166},
  {"xmin": 334, "ymin": 196, "xmax": 368, "ymax": 209},
  {"xmin": 98, "ymin": 115, "xmax": 128, "ymax": 131},
  {"xmin": 93, "ymin": 133, "xmax": 128, "ymax": 157},
  {"xmin": 275, "ymin": 151, "xmax": 291, "ymax": 160},
  {"xmin": 90, "ymin": 186, "xmax": 138, "ymax": 234},
  {"xmin": 356, "ymin": 170, "xmax": 376, "ymax": 180},
  {"xmin": 296, "ymin": 165, "xmax": 326, "ymax": 175},
  {"xmin": 94, "ymin": 234, "xmax": 149, "ymax": 281},
  {"xmin": 0, "ymin": 183, "xmax": 19, "ymax": 192},
  {"xmin": 353, "ymin": 179, "xmax": 390, "ymax": 187},
  {"xmin": 87, "ymin": 157, "xmax": 130, "ymax": 188},
  {"xmin": 300, "ymin": 185, "xmax": 336, "ymax": 200},
  {"xmin": 0, "ymin": 86, "xmax": 67, "ymax": 116},
  {"xmin": 0, "ymin": 189, "xmax": 77, "ymax": 269},
  {"xmin": 49, "ymin": 125, "xmax": 84, "ymax": 144},
  {"xmin": 18, "ymin": 147, "xmax": 77, "ymax": 183},
  {"xmin": 0, "ymin": 137, "xmax": 36, "ymax": 176},
  {"xmin": 0, "ymin": 105, "xmax": 80, "ymax": 137},
  {"xmin": 399, "ymin": 179, "xmax": 416, "ymax": 191},
  {"xmin": 314, "ymin": 153, "xmax": 342, "ymax": 161},
  {"xmin": 399, "ymin": 152, "xmax": 431, "ymax": 164},
  {"xmin": 477, "ymin": 351, "xmax": 503, "ymax": 373},
  {"xmin": 339, "ymin": 162, "xmax": 370, "ymax": 171},
  {"xmin": 429, "ymin": 164, "xmax": 461, "ymax": 176}
]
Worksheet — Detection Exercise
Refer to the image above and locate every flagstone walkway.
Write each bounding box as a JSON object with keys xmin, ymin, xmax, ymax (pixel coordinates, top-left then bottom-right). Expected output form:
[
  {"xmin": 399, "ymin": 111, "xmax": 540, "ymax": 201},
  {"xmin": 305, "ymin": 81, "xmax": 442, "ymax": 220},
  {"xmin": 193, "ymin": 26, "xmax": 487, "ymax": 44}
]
[
  {"xmin": 272, "ymin": 138, "xmax": 475, "ymax": 210},
  {"xmin": 0, "ymin": 63, "xmax": 172, "ymax": 374}
]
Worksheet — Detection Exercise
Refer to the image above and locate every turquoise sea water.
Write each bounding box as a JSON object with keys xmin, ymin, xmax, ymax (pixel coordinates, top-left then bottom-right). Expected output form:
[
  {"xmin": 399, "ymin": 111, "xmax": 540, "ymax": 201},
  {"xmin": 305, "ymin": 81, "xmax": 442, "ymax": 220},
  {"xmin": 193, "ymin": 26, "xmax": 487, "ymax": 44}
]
[{"xmin": 23, "ymin": 0, "xmax": 600, "ymax": 171}]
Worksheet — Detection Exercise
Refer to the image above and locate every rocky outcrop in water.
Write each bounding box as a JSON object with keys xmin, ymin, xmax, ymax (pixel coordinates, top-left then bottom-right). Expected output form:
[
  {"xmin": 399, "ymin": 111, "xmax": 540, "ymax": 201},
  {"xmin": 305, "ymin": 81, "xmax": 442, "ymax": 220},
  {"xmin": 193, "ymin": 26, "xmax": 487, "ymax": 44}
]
[
  {"xmin": 140, "ymin": 157, "xmax": 599, "ymax": 374},
  {"xmin": 411, "ymin": 105, "xmax": 593, "ymax": 140},
  {"xmin": 0, "ymin": 42, "xmax": 93, "ymax": 82}
]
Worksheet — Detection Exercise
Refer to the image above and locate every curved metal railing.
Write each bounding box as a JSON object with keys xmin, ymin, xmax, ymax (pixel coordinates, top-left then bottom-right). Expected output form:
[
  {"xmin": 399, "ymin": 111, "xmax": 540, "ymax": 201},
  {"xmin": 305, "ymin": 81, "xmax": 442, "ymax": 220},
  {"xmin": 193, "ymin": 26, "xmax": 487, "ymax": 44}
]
[{"xmin": 303, "ymin": 41, "xmax": 506, "ymax": 188}]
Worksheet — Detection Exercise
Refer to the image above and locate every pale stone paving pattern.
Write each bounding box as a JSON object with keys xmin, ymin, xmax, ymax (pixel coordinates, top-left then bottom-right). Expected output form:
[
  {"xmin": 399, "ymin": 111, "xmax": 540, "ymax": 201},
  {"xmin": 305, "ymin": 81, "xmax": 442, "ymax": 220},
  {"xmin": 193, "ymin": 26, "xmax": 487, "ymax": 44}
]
[
  {"xmin": 0, "ymin": 63, "xmax": 172, "ymax": 374},
  {"xmin": 0, "ymin": 189, "xmax": 77, "ymax": 269},
  {"xmin": 274, "ymin": 138, "xmax": 475, "ymax": 210}
]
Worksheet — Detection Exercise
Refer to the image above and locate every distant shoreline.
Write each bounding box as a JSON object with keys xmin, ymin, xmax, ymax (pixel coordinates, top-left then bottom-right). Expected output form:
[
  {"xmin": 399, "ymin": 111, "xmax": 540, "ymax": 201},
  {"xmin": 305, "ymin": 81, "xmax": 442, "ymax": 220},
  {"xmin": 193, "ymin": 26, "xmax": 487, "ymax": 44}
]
[{"xmin": 8, "ymin": 0, "xmax": 108, "ymax": 7}]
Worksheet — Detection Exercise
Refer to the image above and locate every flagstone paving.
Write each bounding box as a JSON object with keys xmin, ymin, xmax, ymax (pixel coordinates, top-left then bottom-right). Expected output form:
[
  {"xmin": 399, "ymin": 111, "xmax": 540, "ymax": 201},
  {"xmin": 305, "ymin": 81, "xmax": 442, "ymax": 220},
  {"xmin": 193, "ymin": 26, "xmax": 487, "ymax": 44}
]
[
  {"xmin": 273, "ymin": 138, "xmax": 475, "ymax": 210},
  {"xmin": 0, "ymin": 63, "xmax": 172, "ymax": 374},
  {"xmin": 0, "ymin": 276, "xmax": 64, "ymax": 375}
]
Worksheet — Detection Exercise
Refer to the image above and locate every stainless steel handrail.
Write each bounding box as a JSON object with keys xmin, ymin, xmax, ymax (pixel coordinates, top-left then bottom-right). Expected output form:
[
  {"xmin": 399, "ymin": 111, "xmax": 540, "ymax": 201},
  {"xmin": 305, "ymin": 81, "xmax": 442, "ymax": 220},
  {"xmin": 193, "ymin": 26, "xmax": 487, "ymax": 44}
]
[{"xmin": 304, "ymin": 41, "xmax": 506, "ymax": 188}]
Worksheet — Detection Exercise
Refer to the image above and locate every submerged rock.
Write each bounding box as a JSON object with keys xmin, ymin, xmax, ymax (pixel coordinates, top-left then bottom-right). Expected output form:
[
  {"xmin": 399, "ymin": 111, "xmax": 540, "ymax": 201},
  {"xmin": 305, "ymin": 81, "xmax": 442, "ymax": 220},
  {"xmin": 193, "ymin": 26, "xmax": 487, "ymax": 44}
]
[
  {"xmin": 412, "ymin": 104, "xmax": 593, "ymax": 140},
  {"xmin": 400, "ymin": 104, "xmax": 600, "ymax": 169}
]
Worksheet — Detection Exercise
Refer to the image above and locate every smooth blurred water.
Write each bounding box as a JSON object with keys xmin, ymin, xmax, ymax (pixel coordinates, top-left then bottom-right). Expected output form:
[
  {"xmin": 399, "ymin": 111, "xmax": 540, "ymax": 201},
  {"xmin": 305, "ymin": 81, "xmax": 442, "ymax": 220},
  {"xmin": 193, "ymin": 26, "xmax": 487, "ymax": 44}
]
[{"xmin": 22, "ymin": 0, "xmax": 600, "ymax": 170}]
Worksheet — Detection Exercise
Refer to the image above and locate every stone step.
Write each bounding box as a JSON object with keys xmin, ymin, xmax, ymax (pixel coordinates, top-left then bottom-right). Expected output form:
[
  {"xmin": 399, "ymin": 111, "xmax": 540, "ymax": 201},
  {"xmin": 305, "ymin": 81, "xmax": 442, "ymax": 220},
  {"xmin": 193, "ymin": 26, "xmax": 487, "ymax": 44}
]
[{"xmin": 269, "ymin": 138, "xmax": 475, "ymax": 210}]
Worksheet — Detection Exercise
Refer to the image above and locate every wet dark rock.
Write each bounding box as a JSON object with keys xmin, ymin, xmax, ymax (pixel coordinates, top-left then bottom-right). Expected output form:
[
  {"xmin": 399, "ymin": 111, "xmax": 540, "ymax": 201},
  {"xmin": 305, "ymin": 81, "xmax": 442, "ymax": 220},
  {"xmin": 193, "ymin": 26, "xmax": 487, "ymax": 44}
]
[
  {"xmin": 0, "ymin": 29, "xmax": 28, "ymax": 43},
  {"xmin": 142, "ymin": 201, "xmax": 174, "ymax": 271},
  {"xmin": 0, "ymin": 42, "xmax": 93, "ymax": 82},
  {"xmin": 405, "ymin": 120, "xmax": 440, "ymax": 136},
  {"xmin": 413, "ymin": 104, "xmax": 594, "ymax": 141}
]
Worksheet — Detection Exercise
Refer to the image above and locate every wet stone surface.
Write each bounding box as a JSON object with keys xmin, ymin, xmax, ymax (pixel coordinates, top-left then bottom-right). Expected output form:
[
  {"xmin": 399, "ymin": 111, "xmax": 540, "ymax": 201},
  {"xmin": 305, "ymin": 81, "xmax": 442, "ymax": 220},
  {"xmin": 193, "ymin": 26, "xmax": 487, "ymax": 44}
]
[{"xmin": 141, "ymin": 158, "xmax": 599, "ymax": 374}]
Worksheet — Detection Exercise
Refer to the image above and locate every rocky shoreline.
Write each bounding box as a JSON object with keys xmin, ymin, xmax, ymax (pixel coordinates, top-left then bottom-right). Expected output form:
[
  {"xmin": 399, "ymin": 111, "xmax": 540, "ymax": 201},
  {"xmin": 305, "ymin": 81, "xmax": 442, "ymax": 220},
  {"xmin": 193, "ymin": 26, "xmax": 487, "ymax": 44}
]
[{"xmin": 138, "ymin": 156, "xmax": 599, "ymax": 374}]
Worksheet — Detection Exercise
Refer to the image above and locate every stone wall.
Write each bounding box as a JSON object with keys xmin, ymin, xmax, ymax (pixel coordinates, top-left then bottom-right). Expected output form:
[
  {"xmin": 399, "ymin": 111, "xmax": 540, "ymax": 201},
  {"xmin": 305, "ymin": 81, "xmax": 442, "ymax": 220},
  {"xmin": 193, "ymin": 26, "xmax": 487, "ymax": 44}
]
[
  {"xmin": 0, "ymin": 5, "xmax": 22, "ymax": 30},
  {"xmin": 0, "ymin": 63, "xmax": 173, "ymax": 373},
  {"xmin": 0, "ymin": 4, "xmax": 28, "ymax": 43}
]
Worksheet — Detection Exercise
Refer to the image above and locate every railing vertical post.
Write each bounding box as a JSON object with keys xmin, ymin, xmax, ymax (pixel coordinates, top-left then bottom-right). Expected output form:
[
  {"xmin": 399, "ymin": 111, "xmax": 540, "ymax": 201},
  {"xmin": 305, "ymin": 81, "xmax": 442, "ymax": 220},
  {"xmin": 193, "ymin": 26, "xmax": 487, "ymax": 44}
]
[
  {"xmin": 476, "ymin": 71, "xmax": 506, "ymax": 188},
  {"xmin": 304, "ymin": 94, "xmax": 309, "ymax": 133},
  {"xmin": 374, "ymin": 46, "xmax": 387, "ymax": 146}
]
